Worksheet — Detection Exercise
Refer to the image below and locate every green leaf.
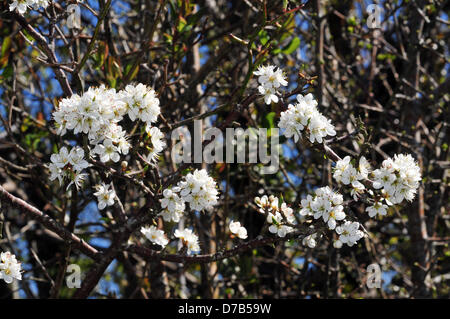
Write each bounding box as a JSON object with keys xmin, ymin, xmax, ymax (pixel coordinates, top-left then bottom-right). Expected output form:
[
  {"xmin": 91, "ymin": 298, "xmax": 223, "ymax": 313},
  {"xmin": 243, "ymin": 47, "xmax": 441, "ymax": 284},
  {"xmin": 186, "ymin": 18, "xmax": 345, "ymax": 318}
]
[
  {"xmin": 282, "ymin": 37, "xmax": 300, "ymax": 55},
  {"xmin": 262, "ymin": 112, "xmax": 276, "ymax": 129}
]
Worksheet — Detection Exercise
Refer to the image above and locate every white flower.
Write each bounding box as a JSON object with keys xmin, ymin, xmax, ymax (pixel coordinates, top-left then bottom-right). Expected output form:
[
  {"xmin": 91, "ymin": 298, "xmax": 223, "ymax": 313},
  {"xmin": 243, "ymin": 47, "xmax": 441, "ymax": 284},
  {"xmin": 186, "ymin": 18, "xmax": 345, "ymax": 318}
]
[
  {"xmin": 120, "ymin": 83, "xmax": 160, "ymax": 124},
  {"xmin": 372, "ymin": 154, "xmax": 421, "ymax": 204},
  {"xmin": 302, "ymin": 233, "xmax": 318, "ymax": 248},
  {"xmin": 334, "ymin": 221, "xmax": 364, "ymax": 248},
  {"xmin": 278, "ymin": 93, "xmax": 335, "ymax": 144},
  {"xmin": 254, "ymin": 65, "xmax": 288, "ymax": 89},
  {"xmin": 160, "ymin": 188, "xmax": 182, "ymax": 211},
  {"xmin": 9, "ymin": 0, "xmax": 43, "ymax": 14},
  {"xmin": 254, "ymin": 195, "xmax": 278, "ymax": 213},
  {"xmin": 50, "ymin": 146, "xmax": 71, "ymax": 169},
  {"xmin": 258, "ymin": 86, "xmax": 279, "ymax": 105},
  {"xmin": 350, "ymin": 180, "xmax": 366, "ymax": 201},
  {"xmin": 159, "ymin": 188, "xmax": 185, "ymax": 222},
  {"xmin": 69, "ymin": 147, "xmax": 89, "ymax": 171},
  {"xmin": 93, "ymin": 183, "xmax": 116, "ymax": 210},
  {"xmin": 159, "ymin": 206, "xmax": 184, "ymax": 223},
  {"xmin": 48, "ymin": 146, "xmax": 89, "ymax": 189},
  {"xmin": 254, "ymin": 65, "xmax": 288, "ymax": 105},
  {"xmin": 299, "ymin": 195, "xmax": 314, "ymax": 216},
  {"xmin": 229, "ymin": 221, "xmax": 248, "ymax": 239},
  {"xmin": 144, "ymin": 126, "xmax": 166, "ymax": 163},
  {"xmin": 358, "ymin": 156, "xmax": 371, "ymax": 179},
  {"xmin": 93, "ymin": 139, "xmax": 120, "ymax": 163},
  {"xmin": 178, "ymin": 169, "xmax": 218, "ymax": 211},
  {"xmin": 67, "ymin": 171, "xmax": 87, "ymax": 190},
  {"xmin": 366, "ymin": 202, "xmax": 388, "ymax": 218},
  {"xmin": 267, "ymin": 212, "xmax": 294, "ymax": 237},
  {"xmin": 174, "ymin": 229, "xmax": 200, "ymax": 254},
  {"xmin": 0, "ymin": 252, "xmax": 22, "ymax": 284},
  {"xmin": 280, "ymin": 203, "xmax": 296, "ymax": 224},
  {"xmin": 322, "ymin": 205, "xmax": 345, "ymax": 230},
  {"xmin": 141, "ymin": 226, "xmax": 169, "ymax": 248}
]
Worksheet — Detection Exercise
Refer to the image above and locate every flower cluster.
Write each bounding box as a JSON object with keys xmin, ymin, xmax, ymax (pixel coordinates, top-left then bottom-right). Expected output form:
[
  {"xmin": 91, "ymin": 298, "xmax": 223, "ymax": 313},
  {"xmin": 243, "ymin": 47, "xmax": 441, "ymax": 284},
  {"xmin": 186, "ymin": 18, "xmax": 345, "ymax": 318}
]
[
  {"xmin": 93, "ymin": 183, "xmax": 116, "ymax": 210},
  {"xmin": 48, "ymin": 146, "xmax": 89, "ymax": 189},
  {"xmin": 255, "ymin": 195, "xmax": 296, "ymax": 238},
  {"xmin": 49, "ymin": 83, "xmax": 164, "ymax": 189},
  {"xmin": 159, "ymin": 169, "xmax": 218, "ymax": 219},
  {"xmin": 141, "ymin": 226, "xmax": 169, "ymax": 248},
  {"xmin": 278, "ymin": 93, "xmax": 336, "ymax": 143},
  {"xmin": 177, "ymin": 169, "xmax": 219, "ymax": 211},
  {"xmin": 333, "ymin": 156, "xmax": 371, "ymax": 200},
  {"xmin": 9, "ymin": 0, "xmax": 49, "ymax": 15},
  {"xmin": 0, "ymin": 251, "xmax": 22, "ymax": 284},
  {"xmin": 299, "ymin": 186, "xmax": 345, "ymax": 230},
  {"xmin": 144, "ymin": 126, "xmax": 166, "ymax": 163},
  {"xmin": 174, "ymin": 228, "xmax": 200, "ymax": 254},
  {"xmin": 333, "ymin": 221, "xmax": 364, "ymax": 248},
  {"xmin": 302, "ymin": 232, "xmax": 320, "ymax": 249},
  {"xmin": 159, "ymin": 188, "xmax": 185, "ymax": 222},
  {"xmin": 253, "ymin": 65, "xmax": 288, "ymax": 104},
  {"xmin": 229, "ymin": 221, "xmax": 248, "ymax": 239},
  {"xmin": 372, "ymin": 154, "xmax": 421, "ymax": 204},
  {"xmin": 154, "ymin": 169, "xmax": 219, "ymax": 252}
]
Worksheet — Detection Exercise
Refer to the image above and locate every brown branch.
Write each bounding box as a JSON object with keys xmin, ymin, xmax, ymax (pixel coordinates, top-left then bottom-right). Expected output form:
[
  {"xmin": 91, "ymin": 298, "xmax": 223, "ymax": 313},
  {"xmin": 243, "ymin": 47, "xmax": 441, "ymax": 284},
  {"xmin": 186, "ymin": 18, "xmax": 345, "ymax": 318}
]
[
  {"xmin": 127, "ymin": 227, "xmax": 316, "ymax": 264},
  {"xmin": 0, "ymin": 185, "xmax": 100, "ymax": 261}
]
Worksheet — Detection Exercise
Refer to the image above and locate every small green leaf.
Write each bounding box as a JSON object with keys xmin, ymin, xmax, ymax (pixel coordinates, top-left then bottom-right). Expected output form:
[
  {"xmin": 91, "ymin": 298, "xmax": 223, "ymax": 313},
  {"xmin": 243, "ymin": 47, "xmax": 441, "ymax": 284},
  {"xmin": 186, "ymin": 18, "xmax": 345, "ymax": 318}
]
[{"xmin": 282, "ymin": 37, "xmax": 300, "ymax": 55}]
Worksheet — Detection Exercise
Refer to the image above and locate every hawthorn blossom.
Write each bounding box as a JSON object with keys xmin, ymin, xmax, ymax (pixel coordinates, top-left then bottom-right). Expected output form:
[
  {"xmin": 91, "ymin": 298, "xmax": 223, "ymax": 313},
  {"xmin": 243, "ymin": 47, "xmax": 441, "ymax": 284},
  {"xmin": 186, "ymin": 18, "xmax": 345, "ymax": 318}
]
[
  {"xmin": 280, "ymin": 203, "xmax": 296, "ymax": 224},
  {"xmin": 0, "ymin": 252, "xmax": 22, "ymax": 284},
  {"xmin": 253, "ymin": 65, "xmax": 288, "ymax": 105},
  {"xmin": 302, "ymin": 233, "xmax": 319, "ymax": 248},
  {"xmin": 322, "ymin": 205, "xmax": 346, "ymax": 230},
  {"xmin": 334, "ymin": 221, "xmax": 364, "ymax": 248},
  {"xmin": 93, "ymin": 183, "xmax": 116, "ymax": 210},
  {"xmin": 229, "ymin": 221, "xmax": 248, "ymax": 239},
  {"xmin": 175, "ymin": 228, "xmax": 200, "ymax": 254},
  {"xmin": 93, "ymin": 139, "xmax": 120, "ymax": 163},
  {"xmin": 144, "ymin": 125, "xmax": 166, "ymax": 163},
  {"xmin": 278, "ymin": 93, "xmax": 336, "ymax": 143},
  {"xmin": 366, "ymin": 202, "xmax": 388, "ymax": 218},
  {"xmin": 267, "ymin": 211, "xmax": 294, "ymax": 237},
  {"xmin": 299, "ymin": 195, "xmax": 314, "ymax": 216},
  {"xmin": 141, "ymin": 226, "xmax": 169, "ymax": 248},
  {"xmin": 300, "ymin": 186, "xmax": 345, "ymax": 230},
  {"xmin": 159, "ymin": 187, "xmax": 186, "ymax": 222},
  {"xmin": 254, "ymin": 195, "xmax": 279, "ymax": 214},
  {"xmin": 120, "ymin": 83, "xmax": 160, "ymax": 124},
  {"xmin": 372, "ymin": 154, "xmax": 421, "ymax": 204},
  {"xmin": 10, "ymin": 0, "xmax": 48, "ymax": 14},
  {"xmin": 48, "ymin": 146, "xmax": 89, "ymax": 189},
  {"xmin": 177, "ymin": 169, "xmax": 218, "ymax": 211}
]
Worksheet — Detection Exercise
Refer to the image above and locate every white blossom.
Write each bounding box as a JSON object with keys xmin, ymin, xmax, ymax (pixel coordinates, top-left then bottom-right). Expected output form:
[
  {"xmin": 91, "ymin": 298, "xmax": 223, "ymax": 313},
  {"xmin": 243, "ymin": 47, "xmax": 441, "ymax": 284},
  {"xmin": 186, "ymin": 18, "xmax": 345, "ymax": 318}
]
[
  {"xmin": 229, "ymin": 221, "xmax": 248, "ymax": 239},
  {"xmin": 141, "ymin": 226, "xmax": 169, "ymax": 248},
  {"xmin": 372, "ymin": 154, "xmax": 421, "ymax": 204},
  {"xmin": 253, "ymin": 65, "xmax": 287, "ymax": 105},
  {"xmin": 120, "ymin": 83, "xmax": 160, "ymax": 124},
  {"xmin": 93, "ymin": 183, "xmax": 116, "ymax": 210},
  {"xmin": 278, "ymin": 93, "xmax": 336, "ymax": 143},
  {"xmin": 0, "ymin": 252, "xmax": 22, "ymax": 284},
  {"xmin": 177, "ymin": 169, "xmax": 218, "ymax": 211},
  {"xmin": 10, "ymin": 0, "xmax": 48, "ymax": 14},
  {"xmin": 174, "ymin": 228, "xmax": 200, "ymax": 254},
  {"xmin": 366, "ymin": 202, "xmax": 388, "ymax": 218},
  {"xmin": 48, "ymin": 146, "xmax": 89, "ymax": 189},
  {"xmin": 334, "ymin": 221, "xmax": 364, "ymax": 248},
  {"xmin": 267, "ymin": 211, "xmax": 294, "ymax": 237}
]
